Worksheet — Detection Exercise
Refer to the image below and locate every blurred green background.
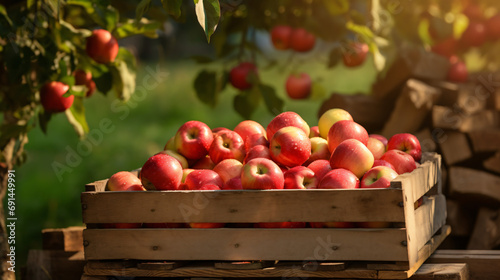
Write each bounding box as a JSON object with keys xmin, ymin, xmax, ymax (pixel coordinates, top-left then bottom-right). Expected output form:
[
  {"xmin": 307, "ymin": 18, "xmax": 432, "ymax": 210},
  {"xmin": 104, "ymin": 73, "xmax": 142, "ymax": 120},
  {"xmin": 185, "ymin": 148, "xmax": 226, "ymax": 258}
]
[{"xmin": 13, "ymin": 39, "xmax": 377, "ymax": 267}]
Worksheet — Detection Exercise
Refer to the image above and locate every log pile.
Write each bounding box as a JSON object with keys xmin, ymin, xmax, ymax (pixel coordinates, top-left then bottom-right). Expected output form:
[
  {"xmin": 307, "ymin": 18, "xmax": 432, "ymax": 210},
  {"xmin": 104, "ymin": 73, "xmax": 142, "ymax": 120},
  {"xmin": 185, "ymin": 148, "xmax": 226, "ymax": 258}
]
[{"xmin": 319, "ymin": 46, "xmax": 500, "ymax": 251}]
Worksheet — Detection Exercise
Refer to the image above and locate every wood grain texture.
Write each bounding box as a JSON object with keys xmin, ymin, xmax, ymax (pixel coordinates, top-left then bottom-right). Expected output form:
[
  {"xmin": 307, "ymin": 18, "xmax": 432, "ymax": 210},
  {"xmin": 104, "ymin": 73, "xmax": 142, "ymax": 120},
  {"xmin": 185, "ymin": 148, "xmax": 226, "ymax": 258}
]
[
  {"xmin": 484, "ymin": 151, "xmax": 500, "ymax": 174},
  {"xmin": 448, "ymin": 167, "xmax": 500, "ymax": 204},
  {"xmin": 410, "ymin": 263, "xmax": 469, "ymax": 280},
  {"xmin": 438, "ymin": 131, "xmax": 472, "ymax": 166},
  {"xmin": 468, "ymin": 129, "xmax": 500, "ymax": 153},
  {"xmin": 83, "ymin": 228, "xmax": 409, "ymax": 261},
  {"xmin": 428, "ymin": 250, "xmax": 500, "ymax": 280},
  {"xmin": 432, "ymin": 106, "xmax": 500, "ymax": 132},
  {"xmin": 42, "ymin": 226, "xmax": 84, "ymax": 251},
  {"xmin": 82, "ymin": 188, "xmax": 406, "ymax": 224}
]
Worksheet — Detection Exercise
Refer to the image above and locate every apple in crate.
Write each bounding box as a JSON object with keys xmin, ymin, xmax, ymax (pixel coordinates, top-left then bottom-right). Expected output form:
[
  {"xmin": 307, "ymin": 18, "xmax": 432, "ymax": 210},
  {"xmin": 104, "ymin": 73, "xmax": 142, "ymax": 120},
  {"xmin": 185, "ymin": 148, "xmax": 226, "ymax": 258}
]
[
  {"xmin": 318, "ymin": 108, "xmax": 353, "ymax": 139},
  {"xmin": 270, "ymin": 126, "xmax": 311, "ymax": 167},
  {"xmin": 309, "ymin": 126, "xmax": 320, "ymax": 138},
  {"xmin": 367, "ymin": 137, "xmax": 386, "ymax": 160},
  {"xmin": 380, "ymin": 150, "xmax": 417, "ymax": 175},
  {"xmin": 304, "ymin": 137, "xmax": 330, "ymax": 165},
  {"xmin": 327, "ymin": 120, "xmax": 368, "ymax": 153},
  {"xmin": 266, "ymin": 111, "xmax": 310, "ymax": 140},
  {"xmin": 106, "ymin": 171, "xmax": 142, "ymax": 191},
  {"xmin": 255, "ymin": 222, "xmax": 307, "ymax": 228},
  {"xmin": 209, "ymin": 131, "xmax": 246, "ymax": 164},
  {"xmin": 141, "ymin": 153, "xmax": 183, "ymax": 190},
  {"xmin": 330, "ymin": 139, "xmax": 374, "ymax": 178},
  {"xmin": 318, "ymin": 168, "xmax": 359, "ymax": 189},
  {"xmin": 213, "ymin": 159, "xmax": 243, "ymax": 184},
  {"xmin": 360, "ymin": 166, "xmax": 399, "ymax": 189},
  {"xmin": 387, "ymin": 133, "xmax": 422, "ymax": 162},
  {"xmin": 307, "ymin": 159, "xmax": 332, "ymax": 182},
  {"xmin": 369, "ymin": 134, "xmax": 388, "ymax": 146},
  {"xmin": 175, "ymin": 120, "xmax": 213, "ymax": 160},
  {"xmin": 184, "ymin": 169, "xmax": 223, "ymax": 190},
  {"xmin": 244, "ymin": 145, "xmax": 271, "ymax": 163},
  {"xmin": 157, "ymin": 150, "xmax": 189, "ymax": 169},
  {"xmin": 191, "ymin": 155, "xmax": 215, "ymax": 170},
  {"xmin": 241, "ymin": 158, "xmax": 284, "ymax": 189},
  {"xmin": 372, "ymin": 159, "xmax": 396, "ymax": 172},
  {"xmin": 284, "ymin": 166, "xmax": 318, "ymax": 189},
  {"xmin": 234, "ymin": 120, "xmax": 267, "ymax": 144},
  {"xmin": 244, "ymin": 133, "xmax": 269, "ymax": 152}
]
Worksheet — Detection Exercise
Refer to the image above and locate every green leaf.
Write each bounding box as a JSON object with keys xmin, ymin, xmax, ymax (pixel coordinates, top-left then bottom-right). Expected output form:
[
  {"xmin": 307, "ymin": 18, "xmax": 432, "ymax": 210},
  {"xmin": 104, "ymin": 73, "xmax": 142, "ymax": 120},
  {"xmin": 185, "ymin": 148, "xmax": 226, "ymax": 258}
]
[
  {"xmin": 162, "ymin": 0, "xmax": 183, "ymax": 19},
  {"xmin": 66, "ymin": 97, "xmax": 89, "ymax": 137},
  {"xmin": 67, "ymin": 0, "xmax": 119, "ymax": 30},
  {"xmin": 194, "ymin": 0, "xmax": 221, "ymax": 43},
  {"xmin": 323, "ymin": 0, "xmax": 349, "ymax": 15},
  {"xmin": 136, "ymin": 0, "xmax": 152, "ymax": 22},
  {"xmin": 233, "ymin": 88, "xmax": 260, "ymax": 120},
  {"xmin": 0, "ymin": 4, "xmax": 13, "ymax": 27},
  {"xmin": 346, "ymin": 21, "xmax": 386, "ymax": 71},
  {"xmin": 110, "ymin": 48, "xmax": 137, "ymax": 101},
  {"xmin": 193, "ymin": 70, "xmax": 217, "ymax": 107},
  {"xmin": 258, "ymin": 84, "xmax": 283, "ymax": 116},
  {"xmin": 93, "ymin": 70, "xmax": 113, "ymax": 95},
  {"xmin": 68, "ymin": 85, "xmax": 88, "ymax": 98},
  {"xmin": 114, "ymin": 18, "xmax": 160, "ymax": 39},
  {"xmin": 38, "ymin": 111, "xmax": 52, "ymax": 135},
  {"xmin": 60, "ymin": 75, "xmax": 75, "ymax": 87}
]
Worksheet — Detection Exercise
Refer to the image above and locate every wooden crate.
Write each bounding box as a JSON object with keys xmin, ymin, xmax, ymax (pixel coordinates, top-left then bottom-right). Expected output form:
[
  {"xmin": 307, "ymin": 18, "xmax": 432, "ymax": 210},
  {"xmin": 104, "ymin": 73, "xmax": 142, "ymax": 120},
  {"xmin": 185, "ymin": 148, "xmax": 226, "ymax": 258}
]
[{"xmin": 81, "ymin": 152, "xmax": 447, "ymax": 279}]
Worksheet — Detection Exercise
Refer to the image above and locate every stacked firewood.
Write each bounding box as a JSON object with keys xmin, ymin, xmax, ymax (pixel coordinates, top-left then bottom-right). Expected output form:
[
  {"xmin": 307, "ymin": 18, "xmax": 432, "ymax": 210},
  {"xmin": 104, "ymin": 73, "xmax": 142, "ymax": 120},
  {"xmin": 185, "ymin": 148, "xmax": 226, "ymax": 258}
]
[{"xmin": 319, "ymin": 46, "xmax": 500, "ymax": 250}]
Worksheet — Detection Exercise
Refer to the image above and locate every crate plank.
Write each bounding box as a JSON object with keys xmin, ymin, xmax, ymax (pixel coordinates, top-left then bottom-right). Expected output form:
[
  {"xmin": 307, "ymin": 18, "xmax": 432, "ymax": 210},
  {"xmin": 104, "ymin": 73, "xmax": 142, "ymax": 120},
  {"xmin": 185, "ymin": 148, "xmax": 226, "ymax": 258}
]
[
  {"xmin": 449, "ymin": 167, "xmax": 500, "ymax": 205},
  {"xmin": 467, "ymin": 207, "xmax": 500, "ymax": 250},
  {"xmin": 42, "ymin": 226, "xmax": 84, "ymax": 251},
  {"xmin": 410, "ymin": 263, "xmax": 469, "ymax": 280},
  {"xmin": 82, "ymin": 188, "xmax": 406, "ymax": 224},
  {"xmin": 428, "ymin": 250, "xmax": 500, "ymax": 280},
  {"xmin": 83, "ymin": 228, "xmax": 409, "ymax": 261},
  {"xmin": 413, "ymin": 194, "xmax": 447, "ymax": 252},
  {"xmin": 381, "ymin": 79, "xmax": 440, "ymax": 137},
  {"xmin": 438, "ymin": 131, "xmax": 472, "ymax": 166},
  {"xmin": 468, "ymin": 129, "xmax": 500, "ymax": 153},
  {"xmin": 483, "ymin": 151, "xmax": 500, "ymax": 174}
]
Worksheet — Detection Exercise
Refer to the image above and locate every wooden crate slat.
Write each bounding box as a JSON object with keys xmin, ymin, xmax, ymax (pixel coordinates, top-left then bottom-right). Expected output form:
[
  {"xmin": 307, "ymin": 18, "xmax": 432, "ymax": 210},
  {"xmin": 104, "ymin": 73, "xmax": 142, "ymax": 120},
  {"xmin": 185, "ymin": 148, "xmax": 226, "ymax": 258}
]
[
  {"xmin": 83, "ymin": 228, "xmax": 409, "ymax": 262},
  {"xmin": 413, "ymin": 194, "xmax": 447, "ymax": 253},
  {"xmin": 409, "ymin": 263, "xmax": 469, "ymax": 280},
  {"xmin": 428, "ymin": 250, "xmax": 500, "ymax": 280},
  {"xmin": 82, "ymin": 188, "xmax": 406, "ymax": 224}
]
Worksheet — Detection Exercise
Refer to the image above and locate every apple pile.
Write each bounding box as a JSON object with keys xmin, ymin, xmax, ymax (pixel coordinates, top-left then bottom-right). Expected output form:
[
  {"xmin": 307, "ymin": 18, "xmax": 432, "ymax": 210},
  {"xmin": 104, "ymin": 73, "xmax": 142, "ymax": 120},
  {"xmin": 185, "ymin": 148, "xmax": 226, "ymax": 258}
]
[{"xmin": 104, "ymin": 108, "xmax": 424, "ymax": 229}]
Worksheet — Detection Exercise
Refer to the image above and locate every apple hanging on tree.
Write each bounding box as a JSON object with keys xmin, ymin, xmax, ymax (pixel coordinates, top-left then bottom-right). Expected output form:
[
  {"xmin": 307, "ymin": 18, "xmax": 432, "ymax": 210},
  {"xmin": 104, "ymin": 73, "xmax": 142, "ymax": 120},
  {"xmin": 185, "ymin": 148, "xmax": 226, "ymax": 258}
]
[
  {"xmin": 229, "ymin": 62, "xmax": 258, "ymax": 90},
  {"xmin": 270, "ymin": 25, "xmax": 293, "ymax": 50},
  {"xmin": 40, "ymin": 81, "xmax": 74, "ymax": 113},
  {"xmin": 342, "ymin": 42, "xmax": 369, "ymax": 67},
  {"xmin": 285, "ymin": 72, "xmax": 312, "ymax": 100},
  {"xmin": 86, "ymin": 29, "xmax": 119, "ymax": 64}
]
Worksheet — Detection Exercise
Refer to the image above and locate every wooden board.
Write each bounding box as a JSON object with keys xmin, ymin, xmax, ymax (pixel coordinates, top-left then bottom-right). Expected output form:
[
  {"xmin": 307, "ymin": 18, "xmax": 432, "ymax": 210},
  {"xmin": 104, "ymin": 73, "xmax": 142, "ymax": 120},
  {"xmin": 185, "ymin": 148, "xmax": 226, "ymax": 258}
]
[
  {"xmin": 428, "ymin": 250, "xmax": 500, "ymax": 280},
  {"xmin": 24, "ymin": 250, "xmax": 84, "ymax": 280},
  {"xmin": 42, "ymin": 226, "xmax": 84, "ymax": 251},
  {"xmin": 381, "ymin": 79, "xmax": 440, "ymax": 137},
  {"xmin": 437, "ymin": 131, "xmax": 472, "ymax": 166},
  {"xmin": 432, "ymin": 106, "xmax": 500, "ymax": 132},
  {"xmin": 415, "ymin": 129, "xmax": 437, "ymax": 153},
  {"xmin": 467, "ymin": 207, "xmax": 500, "ymax": 250},
  {"xmin": 483, "ymin": 151, "xmax": 500, "ymax": 174},
  {"xmin": 468, "ymin": 129, "xmax": 500, "ymax": 153},
  {"xmin": 448, "ymin": 167, "xmax": 500, "ymax": 205}
]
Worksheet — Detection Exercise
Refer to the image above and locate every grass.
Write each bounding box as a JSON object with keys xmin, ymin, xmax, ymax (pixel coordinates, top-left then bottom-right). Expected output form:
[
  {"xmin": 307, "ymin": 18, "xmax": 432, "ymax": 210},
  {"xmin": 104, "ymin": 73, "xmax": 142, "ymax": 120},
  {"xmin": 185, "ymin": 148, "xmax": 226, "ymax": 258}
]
[{"xmin": 12, "ymin": 55, "xmax": 376, "ymax": 268}]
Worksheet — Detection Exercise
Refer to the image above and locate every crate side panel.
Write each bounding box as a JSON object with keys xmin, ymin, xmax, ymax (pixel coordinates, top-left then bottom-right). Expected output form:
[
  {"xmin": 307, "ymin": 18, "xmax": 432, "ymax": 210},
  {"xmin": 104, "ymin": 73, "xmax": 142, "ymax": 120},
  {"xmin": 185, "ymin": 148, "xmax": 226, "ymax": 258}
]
[
  {"xmin": 83, "ymin": 228, "xmax": 409, "ymax": 262},
  {"xmin": 413, "ymin": 194, "xmax": 447, "ymax": 253},
  {"xmin": 81, "ymin": 189, "xmax": 405, "ymax": 224}
]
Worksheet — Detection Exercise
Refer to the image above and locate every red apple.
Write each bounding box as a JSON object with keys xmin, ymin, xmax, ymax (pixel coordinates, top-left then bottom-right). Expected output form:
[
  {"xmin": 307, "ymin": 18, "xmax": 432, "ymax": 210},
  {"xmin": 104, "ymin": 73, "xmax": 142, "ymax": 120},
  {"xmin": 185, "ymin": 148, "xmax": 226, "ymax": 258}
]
[
  {"xmin": 447, "ymin": 57, "xmax": 468, "ymax": 83},
  {"xmin": 244, "ymin": 145, "xmax": 272, "ymax": 163},
  {"xmin": 327, "ymin": 120, "xmax": 369, "ymax": 153},
  {"xmin": 486, "ymin": 14, "xmax": 500, "ymax": 40},
  {"xmin": 318, "ymin": 168, "xmax": 359, "ymax": 189},
  {"xmin": 266, "ymin": 111, "xmax": 310, "ymax": 140},
  {"xmin": 191, "ymin": 155, "xmax": 216, "ymax": 169},
  {"xmin": 387, "ymin": 133, "xmax": 422, "ymax": 162},
  {"xmin": 244, "ymin": 133, "xmax": 269, "ymax": 152},
  {"xmin": 285, "ymin": 73, "xmax": 312, "ymax": 99},
  {"xmin": 141, "ymin": 153, "xmax": 183, "ymax": 190},
  {"xmin": 241, "ymin": 158, "xmax": 284, "ymax": 189},
  {"xmin": 86, "ymin": 29, "xmax": 119, "ymax": 64},
  {"xmin": 190, "ymin": 223, "xmax": 225, "ymax": 228},
  {"xmin": 342, "ymin": 42, "xmax": 369, "ymax": 67},
  {"xmin": 290, "ymin": 28, "xmax": 316, "ymax": 52},
  {"xmin": 184, "ymin": 169, "xmax": 223, "ymax": 190},
  {"xmin": 255, "ymin": 222, "xmax": 307, "ymax": 228},
  {"xmin": 175, "ymin": 120, "xmax": 213, "ymax": 160},
  {"xmin": 198, "ymin": 184, "xmax": 221, "ymax": 190},
  {"xmin": 310, "ymin": 222, "xmax": 355, "ymax": 228},
  {"xmin": 270, "ymin": 25, "xmax": 293, "ymax": 50},
  {"xmin": 158, "ymin": 150, "xmax": 189, "ymax": 169},
  {"xmin": 270, "ymin": 126, "xmax": 311, "ymax": 167},
  {"xmin": 372, "ymin": 159, "xmax": 396, "ymax": 171},
  {"xmin": 369, "ymin": 134, "xmax": 388, "ymax": 146},
  {"xmin": 209, "ymin": 131, "xmax": 245, "ymax": 164},
  {"xmin": 74, "ymin": 69, "xmax": 96, "ymax": 97},
  {"xmin": 106, "ymin": 171, "xmax": 142, "ymax": 191},
  {"xmin": 212, "ymin": 127, "xmax": 232, "ymax": 137},
  {"xmin": 284, "ymin": 166, "xmax": 318, "ymax": 189},
  {"xmin": 463, "ymin": 4, "xmax": 483, "ymax": 21},
  {"xmin": 223, "ymin": 176, "xmax": 243, "ymax": 190},
  {"xmin": 380, "ymin": 149, "xmax": 417, "ymax": 175},
  {"xmin": 229, "ymin": 62, "xmax": 258, "ymax": 90},
  {"xmin": 360, "ymin": 166, "xmax": 399, "ymax": 189},
  {"xmin": 431, "ymin": 37, "xmax": 458, "ymax": 58},
  {"xmin": 330, "ymin": 139, "xmax": 374, "ymax": 178},
  {"xmin": 309, "ymin": 126, "xmax": 320, "ymax": 138},
  {"xmin": 234, "ymin": 120, "xmax": 267, "ymax": 143},
  {"xmin": 126, "ymin": 185, "xmax": 146, "ymax": 191},
  {"xmin": 40, "ymin": 81, "xmax": 74, "ymax": 113},
  {"xmin": 459, "ymin": 21, "xmax": 487, "ymax": 48},
  {"xmin": 318, "ymin": 108, "xmax": 353, "ymax": 139},
  {"xmin": 367, "ymin": 137, "xmax": 386, "ymax": 160},
  {"xmin": 307, "ymin": 159, "xmax": 332, "ymax": 182},
  {"xmin": 143, "ymin": 223, "xmax": 185, "ymax": 228},
  {"xmin": 213, "ymin": 159, "xmax": 243, "ymax": 184},
  {"xmin": 304, "ymin": 137, "xmax": 330, "ymax": 165},
  {"xmin": 181, "ymin": 168, "xmax": 195, "ymax": 183},
  {"xmin": 164, "ymin": 136, "xmax": 176, "ymax": 151}
]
